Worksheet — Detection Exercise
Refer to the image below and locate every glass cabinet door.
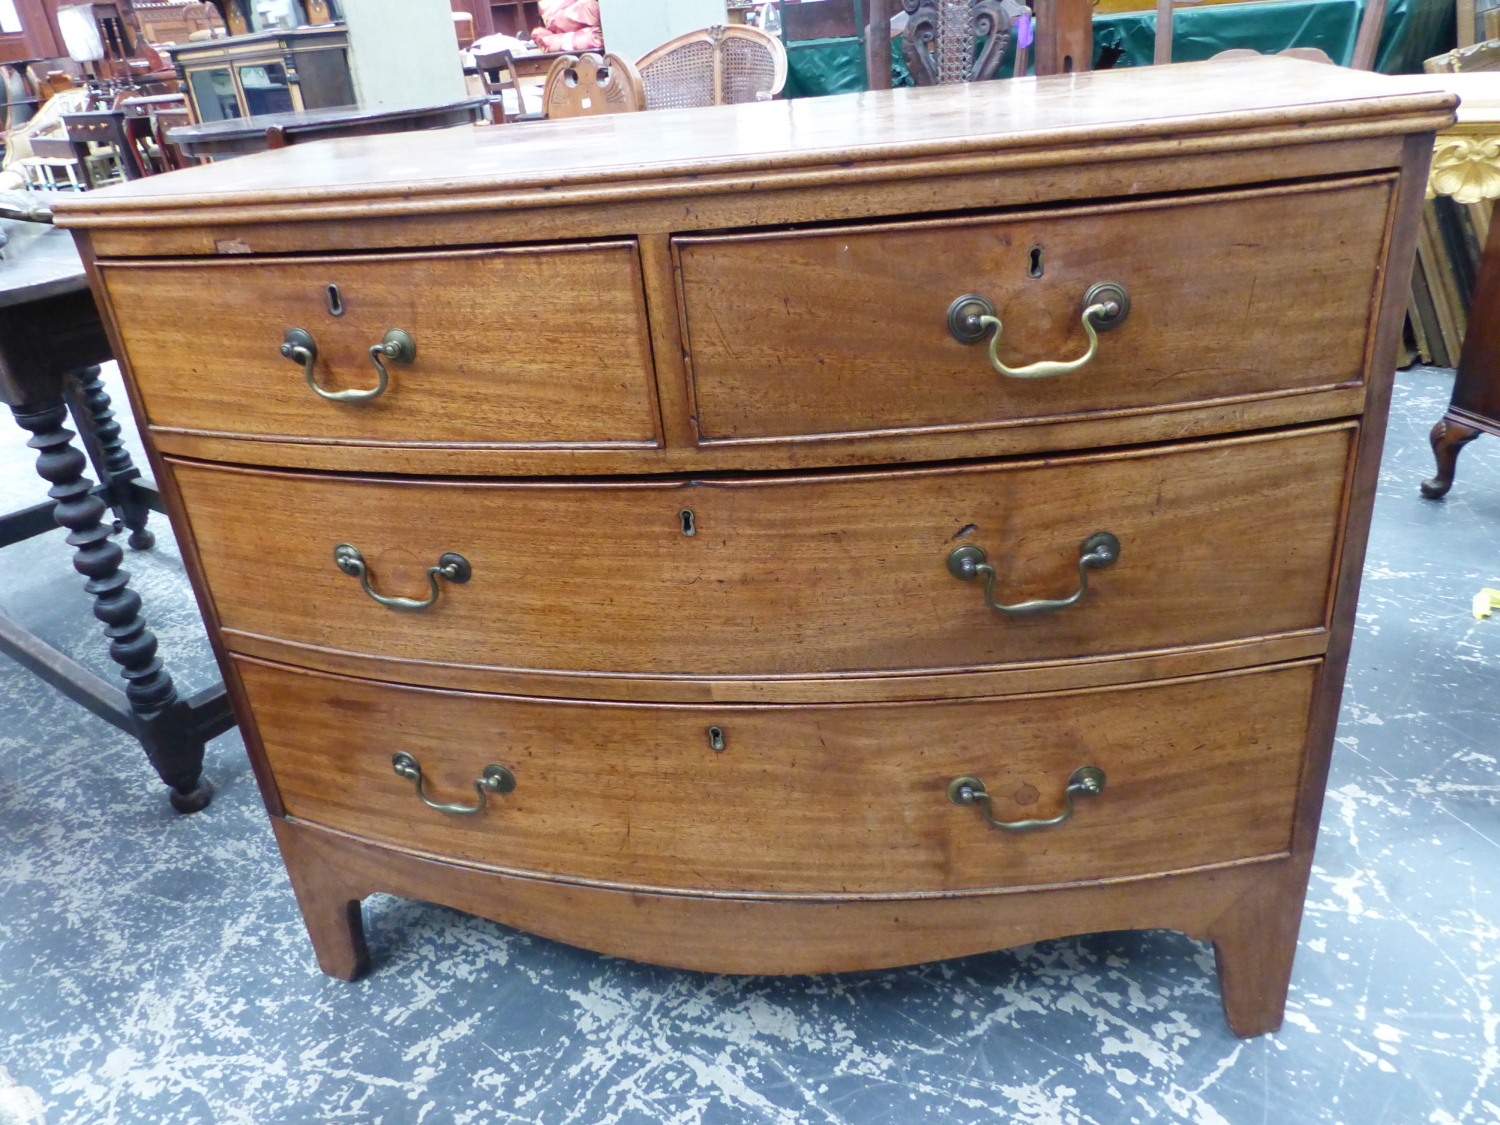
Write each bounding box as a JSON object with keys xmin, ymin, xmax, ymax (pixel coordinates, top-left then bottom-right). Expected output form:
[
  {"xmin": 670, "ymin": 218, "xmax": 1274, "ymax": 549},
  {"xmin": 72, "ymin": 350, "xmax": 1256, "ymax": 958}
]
[
  {"xmin": 236, "ymin": 61, "xmax": 295, "ymax": 115},
  {"xmin": 188, "ymin": 67, "xmax": 242, "ymax": 121}
]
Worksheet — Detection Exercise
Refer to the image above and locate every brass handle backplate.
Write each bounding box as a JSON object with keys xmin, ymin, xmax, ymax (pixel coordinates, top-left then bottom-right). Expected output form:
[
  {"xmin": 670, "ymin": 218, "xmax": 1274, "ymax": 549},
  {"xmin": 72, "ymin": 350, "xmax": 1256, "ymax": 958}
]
[
  {"xmin": 391, "ymin": 751, "xmax": 514, "ymax": 815},
  {"xmin": 948, "ymin": 532, "xmax": 1119, "ymax": 615},
  {"xmin": 281, "ymin": 326, "xmax": 415, "ymax": 403},
  {"xmin": 334, "ymin": 543, "xmax": 471, "ymax": 611},
  {"xmin": 948, "ymin": 766, "xmax": 1106, "ymax": 832},
  {"xmin": 947, "ymin": 282, "xmax": 1129, "ymax": 379}
]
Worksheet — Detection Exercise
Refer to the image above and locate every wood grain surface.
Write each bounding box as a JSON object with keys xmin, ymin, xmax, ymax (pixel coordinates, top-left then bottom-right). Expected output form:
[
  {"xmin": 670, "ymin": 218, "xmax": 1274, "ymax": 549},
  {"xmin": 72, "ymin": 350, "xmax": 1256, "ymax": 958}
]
[
  {"xmin": 142, "ymin": 383, "xmax": 1368, "ymax": 476},
  {"xmin": 51, "ymin": 59, "xmax": 1452, "ymax": 229},
  {"xmin": 242, "ymin": 656, "xmax": 1314, "ymax": 895},
  {"xmin": 170, "ymin": 424, "xmax": 1354, "ymax": 680},
  {"xmin": 68, "ymin": 137, "xmax": 1418, "ymax": 260},
  {"xmin": 102, "ymin": 242, "xmax": 660, "ymax": 446},
  {"xmin": 220, "ymin": 628, "xmax": 1330, "ymax": 704},
  {"xmin": 269, "ymin": 812, "xmax": 1288, "ymax": 993},
  {"xmin": 59, "ymin": 58, "xmax": 1443, "ymax": 1037},
  {"xmin": 679, "ymin": 178, "xmax": 1392, "ymax": 441}
]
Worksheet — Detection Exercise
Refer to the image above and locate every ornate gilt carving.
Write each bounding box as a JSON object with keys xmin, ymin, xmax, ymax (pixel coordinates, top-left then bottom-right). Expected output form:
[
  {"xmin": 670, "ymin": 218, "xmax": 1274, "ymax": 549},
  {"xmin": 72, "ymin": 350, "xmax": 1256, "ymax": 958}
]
[{"xmin": 1429, "ymin": 133, "xmax": 1500, "ymax": 204}]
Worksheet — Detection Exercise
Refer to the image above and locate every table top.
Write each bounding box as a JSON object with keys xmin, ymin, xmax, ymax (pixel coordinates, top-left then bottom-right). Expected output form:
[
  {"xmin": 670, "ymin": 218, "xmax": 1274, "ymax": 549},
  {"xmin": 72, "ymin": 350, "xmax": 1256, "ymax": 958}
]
[
  {"xmin": 1384, "ymin": 73, "xmax": 1500, "ymax": 125},
  {"xmin": 0, "ymin": 219, "xmax": 86, "ymax": 310},
  {"xmin": 164, "ymin": 97, "xmax": 491, "ymax": 145},
  {"xmin": 57, "ymin": 58, "xmax": 1456, "ymax": 232}
]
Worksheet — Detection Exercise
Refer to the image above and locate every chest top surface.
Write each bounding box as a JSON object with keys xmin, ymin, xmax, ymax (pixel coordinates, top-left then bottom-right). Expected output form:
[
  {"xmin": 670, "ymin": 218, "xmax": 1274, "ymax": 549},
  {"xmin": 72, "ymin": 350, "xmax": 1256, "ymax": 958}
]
[{"xmin": 53, "ymin": 57, "xmax": 1454, "ymax": 232}]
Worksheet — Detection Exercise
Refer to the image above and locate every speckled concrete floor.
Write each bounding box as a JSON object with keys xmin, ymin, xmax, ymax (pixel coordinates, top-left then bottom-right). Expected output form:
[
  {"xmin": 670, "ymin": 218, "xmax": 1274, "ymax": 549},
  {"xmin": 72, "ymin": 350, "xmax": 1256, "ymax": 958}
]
[{"xmin": 1, "ymin": 364, "xmax": 1497, "ymax": 1125}]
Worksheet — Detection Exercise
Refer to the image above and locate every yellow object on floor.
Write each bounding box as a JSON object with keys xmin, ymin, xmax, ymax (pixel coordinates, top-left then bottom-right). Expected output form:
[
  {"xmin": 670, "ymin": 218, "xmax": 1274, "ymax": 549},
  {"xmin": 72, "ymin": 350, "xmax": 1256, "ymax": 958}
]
[{"xmin": 1472, "ymin": 588, "xmax": 1500, "ymax": 617}]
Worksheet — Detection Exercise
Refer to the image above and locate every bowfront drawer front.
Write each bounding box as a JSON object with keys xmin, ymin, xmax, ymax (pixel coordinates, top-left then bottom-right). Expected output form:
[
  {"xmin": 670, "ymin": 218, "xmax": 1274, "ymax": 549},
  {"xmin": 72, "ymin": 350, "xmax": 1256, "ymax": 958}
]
[
  {"xmin": 175, "ymin": 424, "xmax": 1352, "ymax": 680},
  {"xmin": 676, "ymin": 176, "xmax": 1393, "ymax": 442},
  {"xmin": 239, "ymin": 656, "xmax": 1316, "ymax": 894},
  {"xmin": 101, "ymin": 241, "xmax": 659, "ymax": 450}
]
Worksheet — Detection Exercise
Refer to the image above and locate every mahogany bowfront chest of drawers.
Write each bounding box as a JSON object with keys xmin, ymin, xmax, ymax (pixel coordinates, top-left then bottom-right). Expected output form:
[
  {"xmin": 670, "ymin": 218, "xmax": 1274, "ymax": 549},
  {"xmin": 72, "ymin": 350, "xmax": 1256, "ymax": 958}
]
[{"xmin": 55, "ymin": 58, "xmax": 1453, "ymax": 1038}]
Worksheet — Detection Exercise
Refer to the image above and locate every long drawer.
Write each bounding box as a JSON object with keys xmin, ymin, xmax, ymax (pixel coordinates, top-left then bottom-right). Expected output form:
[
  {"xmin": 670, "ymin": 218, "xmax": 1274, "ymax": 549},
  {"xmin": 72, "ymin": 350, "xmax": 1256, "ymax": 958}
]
[
  {"xmin": 174, "ymin": 424, "xmax": 1353, "ymax": 680},
  {"xmin": 101, "ymin": 241, "xmax": 660, "ymax": 448},
  {"xmin": 240, "ymin": 656, "xmax": 1316, "ymax": 894},
  {"xmin": 676, "ymin": 176, "xmax": 1393, "ymax": 442}
]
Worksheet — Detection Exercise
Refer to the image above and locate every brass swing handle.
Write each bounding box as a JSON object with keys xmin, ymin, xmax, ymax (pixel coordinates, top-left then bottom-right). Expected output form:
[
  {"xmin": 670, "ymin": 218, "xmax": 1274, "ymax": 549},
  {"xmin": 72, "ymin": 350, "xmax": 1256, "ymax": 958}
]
[
  {"xmin": 280, "ymin": 327, "xmax": 416, "ymax": 403},
  {"xmin": 948, "ymin": 766, "xmax": 1106, "ymax": 832},
  {"xmin": 391, "ymin": 752, "xmax": 515, "ymax": 816},
  {"xmin": 334, "ymin": 543, "xmax": 471, "ymax": 611},
  {"xmin": 947, "ymin": 283, "xmax": 1129, "ymax": 379},
  {"xmin": 948, "ymin": 532, "xmax": 1120, "ymax": 615}
]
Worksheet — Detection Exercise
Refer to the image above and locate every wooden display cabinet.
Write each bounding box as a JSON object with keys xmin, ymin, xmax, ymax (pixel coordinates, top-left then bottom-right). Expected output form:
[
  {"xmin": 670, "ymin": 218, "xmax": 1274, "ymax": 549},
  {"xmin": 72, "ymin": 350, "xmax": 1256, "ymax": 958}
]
[{"xmin": 166, "ymin": 25, "xmax": 353, "ymax": 122}]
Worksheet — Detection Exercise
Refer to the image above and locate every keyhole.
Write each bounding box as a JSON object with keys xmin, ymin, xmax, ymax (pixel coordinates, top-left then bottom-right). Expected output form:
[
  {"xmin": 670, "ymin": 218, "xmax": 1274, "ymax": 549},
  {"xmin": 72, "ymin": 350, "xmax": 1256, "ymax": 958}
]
[
  {"xmin": 680, "ymin": 509, "xmax": 696, "ymax": 536},
  {"xmin": 326, "ymin": 284, "xmax": 344, "ymax": 316},
  {"xmin": 1027, "ymin": 246, "xmax": 1044, "ymax": 279},
  {"xmin": 708, "ymin": 726, "xmax": 726, "ymax": 751}
]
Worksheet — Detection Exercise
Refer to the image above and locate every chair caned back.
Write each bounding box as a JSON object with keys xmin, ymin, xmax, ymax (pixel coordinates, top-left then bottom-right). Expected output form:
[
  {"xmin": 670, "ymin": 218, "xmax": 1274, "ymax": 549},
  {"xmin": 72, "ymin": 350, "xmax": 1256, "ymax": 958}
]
[{"xmin": 636, "ymin": 25, "xmax": 787, "ymax": 111}]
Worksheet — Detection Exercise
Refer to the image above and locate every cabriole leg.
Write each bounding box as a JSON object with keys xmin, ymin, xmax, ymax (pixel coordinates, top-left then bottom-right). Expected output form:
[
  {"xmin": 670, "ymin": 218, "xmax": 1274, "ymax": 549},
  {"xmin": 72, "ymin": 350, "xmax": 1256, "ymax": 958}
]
[{"xmin": 1421, "ymin": 417, "xmax": 1482, "ymax": 499}]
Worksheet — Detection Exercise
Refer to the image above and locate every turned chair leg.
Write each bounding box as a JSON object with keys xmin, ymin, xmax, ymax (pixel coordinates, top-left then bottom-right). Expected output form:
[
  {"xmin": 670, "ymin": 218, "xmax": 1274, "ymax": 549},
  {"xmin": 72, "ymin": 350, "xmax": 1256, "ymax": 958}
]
[
  {"xmin": 1421, "ymin": 416, "xmax": 1483, "ymax": 499},
  {"xmin": 10, "ymin": 398, "xmax": 212, "ymax": 812},
  {"xmin": 64, "ymin": 365, "xmax": 155, "ymax": 550}
]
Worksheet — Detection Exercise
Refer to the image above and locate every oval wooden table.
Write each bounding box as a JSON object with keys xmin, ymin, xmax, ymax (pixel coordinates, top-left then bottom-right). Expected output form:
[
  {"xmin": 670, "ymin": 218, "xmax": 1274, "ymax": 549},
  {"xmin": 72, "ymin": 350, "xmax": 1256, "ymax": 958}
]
[{"xmin": 165, "ymin": 97, "xmax": 490, "ymax": 160}]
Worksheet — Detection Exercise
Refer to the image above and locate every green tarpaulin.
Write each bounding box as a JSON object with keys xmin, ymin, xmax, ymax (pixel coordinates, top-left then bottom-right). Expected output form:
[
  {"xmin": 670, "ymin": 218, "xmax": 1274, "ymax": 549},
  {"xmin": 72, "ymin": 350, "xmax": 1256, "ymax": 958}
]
[{"xmin": 782, "ymin": 0, "xmax": 1454, "ymax": 98}]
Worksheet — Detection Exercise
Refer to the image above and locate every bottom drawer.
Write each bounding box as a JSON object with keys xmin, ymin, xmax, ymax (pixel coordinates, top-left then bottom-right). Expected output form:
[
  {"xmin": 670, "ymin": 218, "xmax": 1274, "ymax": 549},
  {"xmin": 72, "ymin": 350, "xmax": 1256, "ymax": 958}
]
[{"xmin": 238, "ymin": 657, "xmax": 1317, "ymax": 896}]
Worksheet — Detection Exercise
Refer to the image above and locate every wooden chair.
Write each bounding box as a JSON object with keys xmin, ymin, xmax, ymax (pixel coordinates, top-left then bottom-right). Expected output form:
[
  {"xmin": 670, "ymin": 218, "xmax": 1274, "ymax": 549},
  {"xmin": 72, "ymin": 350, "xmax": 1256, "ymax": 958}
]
[
  {"xmin": 1032, "ymin": 0, "xmax": 1094, "ymax": 74},
  {"xmin": 540, "ymin": 53, "xmax": 645, "ymax": 119},
  {"xmin": 899, "ymin": 0, "xmax": 1017, "ymax": 84},
  {"xmin": 474, "ymin": 48, "xmax": 545, "ymax": 121},
  {"xmin": 152, "ymin": 106, "xmax": 193, "ymax": 170},
  {"xmin": 1153, "ymin": 0, "xmax": 1386, "ymax": 68},
  {"xmin": 636, "ymin": 25, "xmax": 787, "ymax": 111}
]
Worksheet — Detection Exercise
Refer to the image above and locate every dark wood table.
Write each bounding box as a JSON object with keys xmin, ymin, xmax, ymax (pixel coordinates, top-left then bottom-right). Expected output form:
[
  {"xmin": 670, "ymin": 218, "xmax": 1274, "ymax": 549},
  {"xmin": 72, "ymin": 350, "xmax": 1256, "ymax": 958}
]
[
  {"xmin": 61, "ymin": 110, "xmax": 145, "ymax": 186},
  {"xmin": 0, "ymin": 216, "xmax": 232, "ymax": 812},
  {"xmin": 1422, "ymin": 213, "xmax": 1500, "ymax": 499},
  {"xmin": 165, "ymin": 97, "xmax": 490, "ymax": 159},
  {"xmin": 1379, "ymin": 74, "xmax": 1500, "ymax": 500}
]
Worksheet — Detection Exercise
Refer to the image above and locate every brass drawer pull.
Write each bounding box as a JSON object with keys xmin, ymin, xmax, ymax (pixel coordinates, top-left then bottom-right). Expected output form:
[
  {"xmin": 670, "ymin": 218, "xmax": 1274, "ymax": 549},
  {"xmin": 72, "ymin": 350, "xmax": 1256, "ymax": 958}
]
[
  {"xmin": 280, "ymin": 327, "xmax": 416, "ymax": 403},
  {"xmin": 948, "ymin": 532, "xmax": 1119, "ymax": 615},
  {"xmin": 391, "ymin": 751, "xmax": 515, "ymax": 816},
  {"xmin": 948, "ymin": 766, "xmax": 1105, "ymax": 832},
  {"xmin": 947, "ymin": 282, "xmax": 1129, "ymax": 379},
  {"xmin": 334, "ymin": 543, "xmax": 471, "ymax": 611}
]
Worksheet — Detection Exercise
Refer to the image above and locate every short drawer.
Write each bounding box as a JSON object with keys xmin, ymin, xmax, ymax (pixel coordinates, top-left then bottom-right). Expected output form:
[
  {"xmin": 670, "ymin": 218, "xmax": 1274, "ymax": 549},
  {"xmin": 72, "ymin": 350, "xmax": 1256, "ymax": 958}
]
[
  {"xmin": 676, "ymin": 176, "xmax": 1393, "ymax": 441},
  {"xmin": 240, "ymin": 657, "xmax": 1316, "ymax": 894},
  {"xmin": 101, "ymin": 241, "xmax": 659, "ymax": 449},
  {"xmin": 176, "ymin": 423, "xmax": 1352, "ymax": 680}
]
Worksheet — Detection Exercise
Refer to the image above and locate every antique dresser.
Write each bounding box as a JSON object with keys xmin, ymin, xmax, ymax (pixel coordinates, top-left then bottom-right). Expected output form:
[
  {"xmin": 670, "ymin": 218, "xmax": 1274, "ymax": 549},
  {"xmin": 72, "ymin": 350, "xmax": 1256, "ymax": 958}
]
[{"xmin": 54, "ymin": 58, "xmax": 1453, "ymax": 1038}]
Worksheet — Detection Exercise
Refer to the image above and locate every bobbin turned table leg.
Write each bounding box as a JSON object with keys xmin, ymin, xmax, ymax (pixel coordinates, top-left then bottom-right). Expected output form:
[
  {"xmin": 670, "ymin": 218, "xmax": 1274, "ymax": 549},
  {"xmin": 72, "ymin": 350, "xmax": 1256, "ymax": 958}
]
[
  {"xmin": 64, "ymin": 365, "xmax": 155, "ymax": 550},
  {"xmin": 9, "ymin": 393, "xmax": 213, "ymax": 813}
]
